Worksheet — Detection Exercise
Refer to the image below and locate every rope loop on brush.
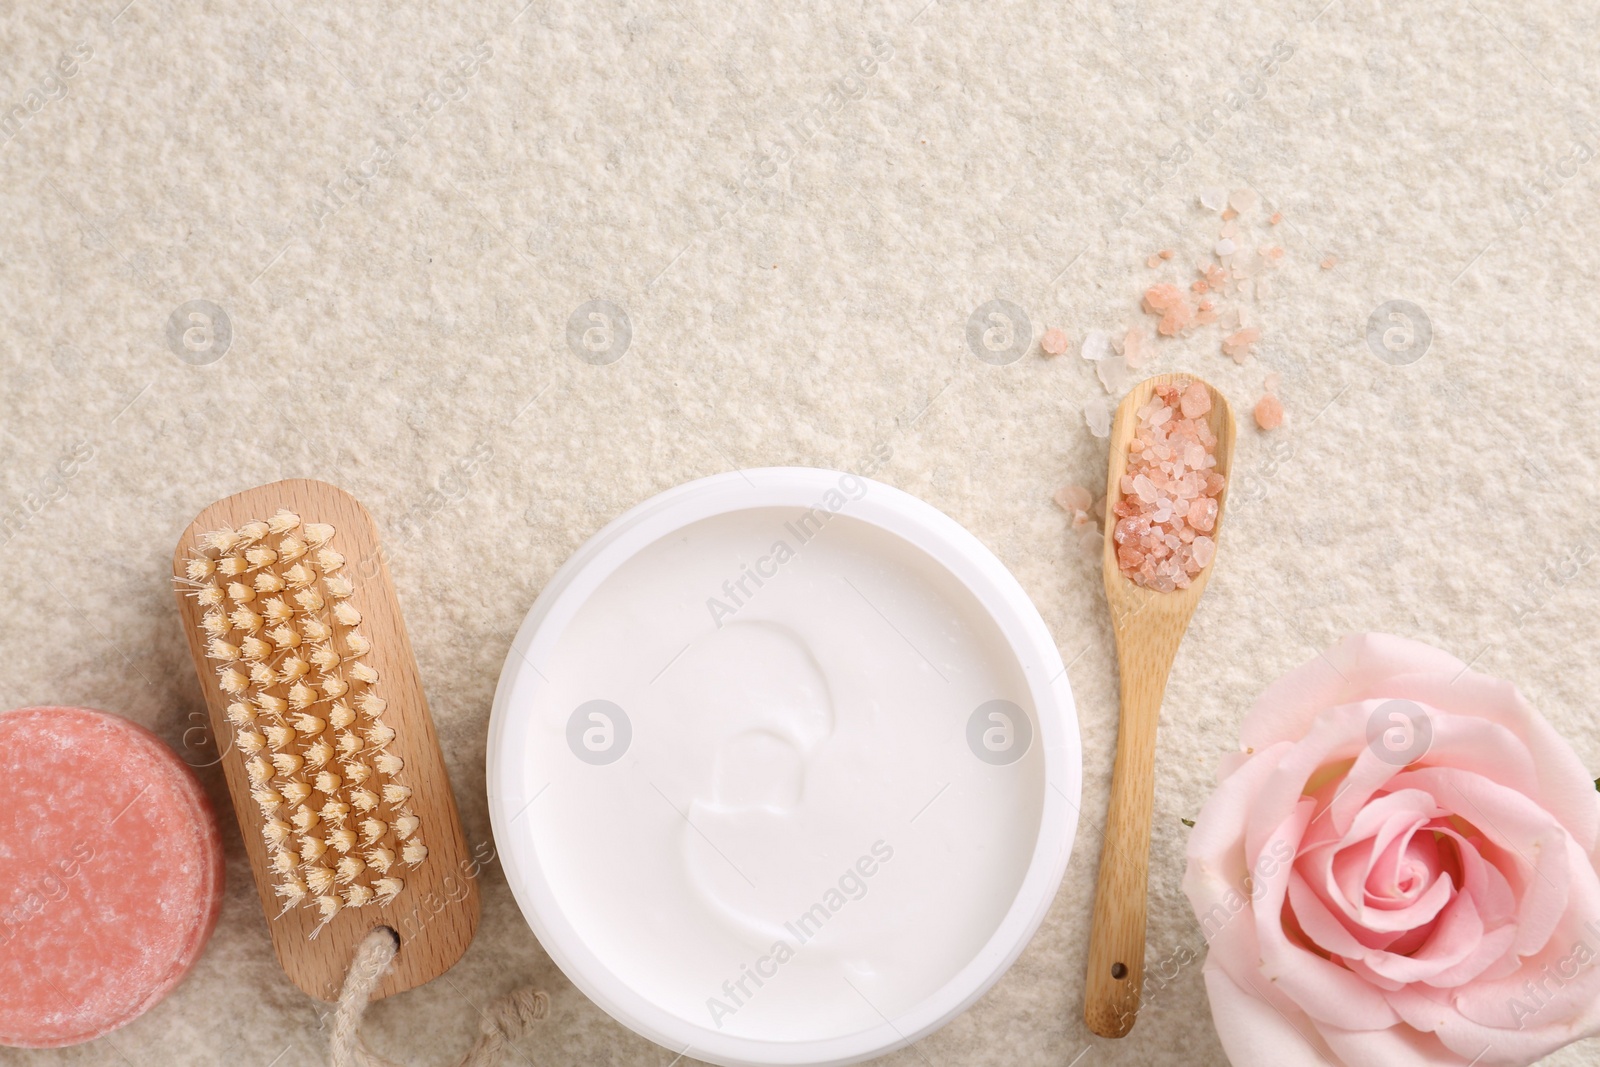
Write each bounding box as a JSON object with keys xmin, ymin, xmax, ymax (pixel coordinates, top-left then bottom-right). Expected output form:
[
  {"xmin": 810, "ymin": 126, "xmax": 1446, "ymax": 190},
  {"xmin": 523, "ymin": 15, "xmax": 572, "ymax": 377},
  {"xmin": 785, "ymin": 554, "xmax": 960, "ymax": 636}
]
[{"xmin": 330, "ymin": 927, "xmax": 548, "ymax": 1067}]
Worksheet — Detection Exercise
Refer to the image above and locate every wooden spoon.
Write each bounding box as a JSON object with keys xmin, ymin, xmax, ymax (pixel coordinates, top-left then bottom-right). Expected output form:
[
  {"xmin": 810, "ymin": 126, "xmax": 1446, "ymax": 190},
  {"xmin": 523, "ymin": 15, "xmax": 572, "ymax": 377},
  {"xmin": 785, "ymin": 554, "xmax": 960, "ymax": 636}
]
[{"xmin": 1083, "ymin": 374, "xmax": 1236, "ymax": 1038}]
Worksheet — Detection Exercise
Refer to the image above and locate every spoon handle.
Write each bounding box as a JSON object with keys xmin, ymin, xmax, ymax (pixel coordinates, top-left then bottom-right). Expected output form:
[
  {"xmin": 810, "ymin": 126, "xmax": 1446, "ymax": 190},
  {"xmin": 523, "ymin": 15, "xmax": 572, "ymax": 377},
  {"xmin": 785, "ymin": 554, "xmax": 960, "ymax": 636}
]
[{"xmin": 1083, "ymin": 631, "xmax": 1183, "ymax": 1037}]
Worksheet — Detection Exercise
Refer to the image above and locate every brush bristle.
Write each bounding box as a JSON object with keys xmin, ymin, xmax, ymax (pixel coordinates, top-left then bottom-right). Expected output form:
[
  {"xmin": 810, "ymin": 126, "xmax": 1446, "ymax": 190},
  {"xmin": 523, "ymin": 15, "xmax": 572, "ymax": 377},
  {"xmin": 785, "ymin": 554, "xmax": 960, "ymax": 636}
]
[{"xmin": 186, "ymin": 512, "xmax": 425, "ymax": 932}]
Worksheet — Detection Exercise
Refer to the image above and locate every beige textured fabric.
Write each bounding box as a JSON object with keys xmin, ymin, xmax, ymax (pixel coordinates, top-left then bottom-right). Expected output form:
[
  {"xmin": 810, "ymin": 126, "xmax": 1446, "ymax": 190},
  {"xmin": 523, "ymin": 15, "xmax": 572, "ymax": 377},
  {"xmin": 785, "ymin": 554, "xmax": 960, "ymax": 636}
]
[{"xmin": 2, "ymin": 0, "xmax": 1598, "ymax": 1064}]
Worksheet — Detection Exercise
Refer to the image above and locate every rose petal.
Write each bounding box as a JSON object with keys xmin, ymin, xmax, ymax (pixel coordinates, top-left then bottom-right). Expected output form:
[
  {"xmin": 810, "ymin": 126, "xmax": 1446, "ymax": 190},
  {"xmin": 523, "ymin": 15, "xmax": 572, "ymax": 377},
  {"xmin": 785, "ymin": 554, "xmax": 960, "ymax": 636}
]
[
  {"xmin": 1288, "ymin": 869, "xmax": 1382, "ymax": 959},
  {"xmin": 1318, "ymin": 1020, "xmax": 1464, "ymax": 1067},
  {"xmin": 1326, "ymin": 741, "xmax": 1416, "ymax": 836},
  {"xmin": 1387, "ymin": 982, "xmax": 1582, "ymax": 1065},
  {"xmin": 1349, "ymin": 891, "xmax": 1482, "ymax": 985},
  {"xmin": 1441, "ymin": 824, "xmax": 1518, "ymax": 929},
  {"xmin": 1377, "ymin": 672, "xmax": 1599, "ymax": 850},
  {"xmin": 1188, "ymin": 743, "xmax": 1295, "ymax": 944},
  {"xmin": 1254, "ymin": 800, "xmax": 1403, "ymax": 1028},
  {"xmin": 1442, "ymin": 835, "xmax": 1600, "ymax": 1032},
  {"xmin": 1395, "ymin": 767, "xmax": 1572, "ymax": 957},
  {"xmin": 1325, "ymin": 712, "xmax": 1541, "ymax": 837},
  {"xmin": 1244, "ymin": 705, "xmax": 1367, "ymax": 866},
  {"xmin": 1421, "ymin": 922, "xmax": 1516, "ymax": 988},
  {"xmin": 1203, "ymin": 962, "xmax": 1337, "ymax": 1067},
  {"xmin": 1239, "ymin": 634, "xmax": 1467, "ymax": 751}
]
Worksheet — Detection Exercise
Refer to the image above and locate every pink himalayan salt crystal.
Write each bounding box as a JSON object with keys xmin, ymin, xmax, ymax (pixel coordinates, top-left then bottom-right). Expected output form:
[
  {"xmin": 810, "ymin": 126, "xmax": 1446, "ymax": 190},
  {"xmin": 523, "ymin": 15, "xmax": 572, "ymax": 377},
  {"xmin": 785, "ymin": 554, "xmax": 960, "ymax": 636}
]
[
  {"xmin": 1041, "ymin": 328, "xmax": 1070, "ymax": 356},
  {"xmin": 1158, "ymin": 300, "xmax": 1193, "ymax": 337},
  {"xmin": 1054, "ymin": 485, "xmax": 1093, "ymax": 514},
  {"xmin": 1113, "ymin": 382, "xmax": 1226, "ymax": 592},
  {"xmin": 1254, "ymin": 393, "xmax": 1285, "ymax": 430},
  {"xmin": 1142, "ymin": 284, "xmax": 1197, "ymax": 338},
  {"xmin": 1146, "ymin": 253, "xmax": 1161, "ymax": 269},
  {"xmin": 1053, "ymin": 485, "xmax": 1098, "ymax": 532},
  {"xmin": 1122, "ymin": 327, "xmax": 1147, "ymax": 369},
  {"xmin": 1142, "ymin": 284, "xmax": 1184, "ymax": 311},
  {"xmin": 1179, "ymin": 381, "xmax": 1211, "ymax": 418},
  {"xmin": 1222, "ymin": 327, "xmax": 1261, "ymax": 363}
]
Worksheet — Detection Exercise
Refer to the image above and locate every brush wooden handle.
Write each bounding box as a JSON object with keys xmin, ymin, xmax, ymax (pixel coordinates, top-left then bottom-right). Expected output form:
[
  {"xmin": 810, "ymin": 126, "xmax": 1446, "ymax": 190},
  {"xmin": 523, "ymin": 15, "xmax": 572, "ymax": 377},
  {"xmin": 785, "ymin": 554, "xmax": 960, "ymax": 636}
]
[
  {"xmin": 173, "ymin": 479, "xmax": 478, "ymax": 1001},
  {"xmin": 1083, "ymin": 375, "xmax": 1235, "ymax": 1038}
]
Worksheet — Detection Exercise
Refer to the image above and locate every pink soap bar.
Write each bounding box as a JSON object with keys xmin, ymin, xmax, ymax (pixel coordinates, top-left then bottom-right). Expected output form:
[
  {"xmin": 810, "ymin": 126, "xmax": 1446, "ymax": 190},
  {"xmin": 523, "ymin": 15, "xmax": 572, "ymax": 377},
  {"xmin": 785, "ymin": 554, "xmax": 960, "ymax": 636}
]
[{"xmin": 0, "ymin": 706, "xmax": 224, "ymax": 1048}]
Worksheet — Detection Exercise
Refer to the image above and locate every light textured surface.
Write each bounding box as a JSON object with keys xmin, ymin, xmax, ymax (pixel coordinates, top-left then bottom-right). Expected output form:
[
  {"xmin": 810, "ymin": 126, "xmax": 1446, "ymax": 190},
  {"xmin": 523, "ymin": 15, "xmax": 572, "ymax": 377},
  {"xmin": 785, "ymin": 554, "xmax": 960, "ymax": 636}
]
[{"xmin": 2, "ymin": 0, "xmax": 1598, "ymax": 1065}]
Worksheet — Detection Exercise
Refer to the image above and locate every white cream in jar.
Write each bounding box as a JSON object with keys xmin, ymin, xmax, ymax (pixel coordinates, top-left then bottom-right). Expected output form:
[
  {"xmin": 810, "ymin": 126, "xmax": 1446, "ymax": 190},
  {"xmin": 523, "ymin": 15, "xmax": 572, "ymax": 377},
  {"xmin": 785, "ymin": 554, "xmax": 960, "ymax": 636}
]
[{"xmin": 489, "ymin": 470, "xmax": 1078, "ymax": 1066}]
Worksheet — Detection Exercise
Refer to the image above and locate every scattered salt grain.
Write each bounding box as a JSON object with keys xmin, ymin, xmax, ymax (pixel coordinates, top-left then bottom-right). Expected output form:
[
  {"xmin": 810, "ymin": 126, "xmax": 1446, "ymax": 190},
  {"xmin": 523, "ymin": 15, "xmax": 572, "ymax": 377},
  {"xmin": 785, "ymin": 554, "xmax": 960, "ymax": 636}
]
[
  {"xmin": 1122, "ymin": 327, "xmax": 1147, "ymax": 369},
  {"xmin": 1215, "ymin": 238, "xmax": 1237, "ymax": 257},
  {"xmin": 1200, "ymin": 187, "xmax": 1228, "ymax": 211},
  {"xmin": 1083, "ymin": 397, "xmax": 1113, "ymax": 438},
  {"xmin": 1054, "ymin": 485, "xmax": 1094, "ymax": 514},
  {"xmin": 1097, "ymin": 353, "xmax": 1131, "ymax": 394},
  {"xmin": 1254, "ymin": 393, "xmax": 1284, "ymax": 431},
  {"xmin": 1320, "ymin": 256, "xmax": 1337, "ymax": 270},
  {"xmin": 1142, "ymin": 285, "xmax": 1183, "ymax": 311},
  {"xmin": 1158, "ymin": 249, "xmax": 1175, "ymax": 260},
  {"xmin": 1228, "ymin": 189, "xmax": 1258, "ymax": 214},
  {"xmin": 1269, "ymin": 211, "xmax": 1283, "ymax": 226},
  {"xmin": 1113, "ymin": 382, "xmax": 1226, "ymax": 591},
  {"xmin": 1222, "ymin": 327, "xmax": 1261, "ymax": 363},
  {"xmin": 1158, "ymin": 301, "xmax": 1194, "ymax": 337},
  {"xmin": 1146, "ymin": 254, "xmax": 1162, "ymax": 269},
  {"xmin": 1143, "ymin": 285, "xmax": 1195, "ymax": 337},
  {"xmin": 1080, "ymin": 329, "xmax": 1113, "ymax": 362},
  {"xmin": 1041, "ymin": 328, "xmax": 1070, "ymax": 356}
]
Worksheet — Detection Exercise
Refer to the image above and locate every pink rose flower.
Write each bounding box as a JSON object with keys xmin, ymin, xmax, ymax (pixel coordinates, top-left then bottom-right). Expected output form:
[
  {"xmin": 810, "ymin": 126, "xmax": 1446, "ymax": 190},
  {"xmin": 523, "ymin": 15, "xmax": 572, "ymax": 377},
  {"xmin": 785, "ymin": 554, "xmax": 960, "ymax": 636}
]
[{"xmin": 1185, "ymin": 634, "xmax": 1600, "ymax": 1065}]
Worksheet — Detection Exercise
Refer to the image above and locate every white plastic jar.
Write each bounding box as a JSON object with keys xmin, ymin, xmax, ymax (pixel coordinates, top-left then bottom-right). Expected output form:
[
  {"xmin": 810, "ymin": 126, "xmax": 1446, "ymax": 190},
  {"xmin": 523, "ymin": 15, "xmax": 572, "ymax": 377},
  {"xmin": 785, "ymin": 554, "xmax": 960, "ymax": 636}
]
[{"xmin": 487, "ymin": 468, "xmax": 1080, "ymax": 1066}]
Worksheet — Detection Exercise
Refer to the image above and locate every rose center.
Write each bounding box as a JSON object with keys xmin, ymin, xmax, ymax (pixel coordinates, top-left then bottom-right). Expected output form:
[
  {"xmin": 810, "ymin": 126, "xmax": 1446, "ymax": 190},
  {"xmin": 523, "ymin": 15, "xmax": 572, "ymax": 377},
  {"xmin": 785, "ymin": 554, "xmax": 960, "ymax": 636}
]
[{"xmin": 1364, "ymin": 823, "xmax": 1444, "ymax": 909}]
